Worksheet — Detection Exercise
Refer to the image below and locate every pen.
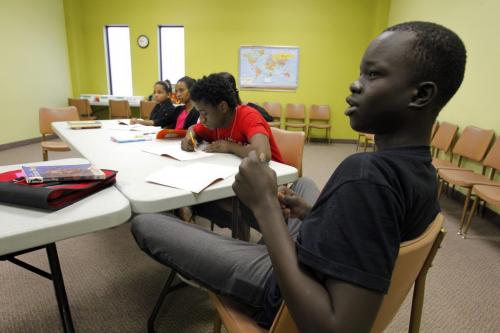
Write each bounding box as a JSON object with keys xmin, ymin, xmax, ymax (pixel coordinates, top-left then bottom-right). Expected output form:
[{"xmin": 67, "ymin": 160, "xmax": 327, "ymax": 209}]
[{"xmin": 189, "ymin": 131, "xmax": 197, "ymax": 149}]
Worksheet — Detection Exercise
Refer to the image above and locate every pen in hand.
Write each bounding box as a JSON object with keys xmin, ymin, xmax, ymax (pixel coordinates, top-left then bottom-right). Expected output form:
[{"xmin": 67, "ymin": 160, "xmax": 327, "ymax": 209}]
[{"xmin": 189, "ymin": 131, "xmax": 197, "ymax": 150}]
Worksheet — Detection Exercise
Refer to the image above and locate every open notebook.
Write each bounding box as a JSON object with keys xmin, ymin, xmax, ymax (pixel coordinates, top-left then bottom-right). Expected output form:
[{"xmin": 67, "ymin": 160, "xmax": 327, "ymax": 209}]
[
  {"xmin": 146, "ymin": 162, "xmax": 237, "ymax": 193},
  {"xmin": 142, "ymin": 141, "xmax": 218, "ymax": 161}
]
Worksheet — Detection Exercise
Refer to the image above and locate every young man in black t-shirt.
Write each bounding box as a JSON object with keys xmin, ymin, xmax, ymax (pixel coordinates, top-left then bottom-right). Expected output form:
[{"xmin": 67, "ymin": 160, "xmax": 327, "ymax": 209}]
[{"xmin": 132, "ymin": 21, "xmax": 466, "ymax": 332}]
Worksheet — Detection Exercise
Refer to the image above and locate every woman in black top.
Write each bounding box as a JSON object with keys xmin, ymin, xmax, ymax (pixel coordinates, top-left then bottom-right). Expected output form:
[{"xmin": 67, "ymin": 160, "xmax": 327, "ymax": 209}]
[
  {"xmin": 130, "ymin": 80, "xmax": 175, "ymax": 127},
  {"xmin": 164, "ymin": 76, "xmax": 199, "ymax": 129}
]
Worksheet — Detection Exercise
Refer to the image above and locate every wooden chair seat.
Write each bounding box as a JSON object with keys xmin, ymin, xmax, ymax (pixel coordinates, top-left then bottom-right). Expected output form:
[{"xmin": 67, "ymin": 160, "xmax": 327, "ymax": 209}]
[
  {"xmin": 209, "ymin": 293, "xmax": 268, "ymax": 333},
  {"xmin": 284, "ymin": 122, "xmax": 306, "ymax": 129},
  {"xmin": 432, "ymin": 158, "xmax": 474, "ymax": 171},
  {"xmin": 40, "ymin": 141, "xmax": 70, "ymax": 151},
  {"xmin": 438, "ymin": 169, "xmax": 491, "ymax": 188},
  {"xmin": 473, "ymin": 184, "xmax": 500, "ymax": 205},
  {"xmin": 308, "ymin": 123, "xmax": 330, "ymax": 129}
]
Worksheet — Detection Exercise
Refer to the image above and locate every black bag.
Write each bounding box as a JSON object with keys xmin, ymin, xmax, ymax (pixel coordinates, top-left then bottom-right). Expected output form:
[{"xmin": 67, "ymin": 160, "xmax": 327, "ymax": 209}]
[
  {"xmin": 0, "ymin": 169, "xmax": 117, "ymax": 210},
  {"xmin": 246, "ymin": 102, "xmax": 274, "ymax": 122}
]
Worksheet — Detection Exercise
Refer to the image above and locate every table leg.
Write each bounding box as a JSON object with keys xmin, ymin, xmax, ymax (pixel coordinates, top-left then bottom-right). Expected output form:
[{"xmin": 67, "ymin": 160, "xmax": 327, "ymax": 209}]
[{"xmin": 46, "ymin": 243, "xmax": 75, "ymax": 333}]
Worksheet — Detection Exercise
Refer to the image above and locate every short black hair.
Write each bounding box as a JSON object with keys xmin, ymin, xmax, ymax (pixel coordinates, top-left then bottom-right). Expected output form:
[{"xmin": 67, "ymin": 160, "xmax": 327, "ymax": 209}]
[
  {"xmin": 217, "ymin": 72, "xmax": 242, "ymax": 104},
  {"xmin": 154, "ymin": 79, "xmax": 172, "ymax": 93},
  {"xmin": 177, "ymin": 76, "xmax": 196, "ymax": 90},
  {"xmin": 190, "ymin": 74, "xmax": 237, "ymax": 109},
  {"xmin": 384, "ymin": 21, "xmax": 466, "ymax": 109}
]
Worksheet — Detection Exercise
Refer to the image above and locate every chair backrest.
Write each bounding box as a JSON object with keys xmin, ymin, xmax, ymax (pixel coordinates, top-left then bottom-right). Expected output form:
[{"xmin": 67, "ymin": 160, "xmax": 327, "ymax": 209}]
[
  {"xmin": 109, "ymin": 99, "xmax": 131, "ymax": 119},
  {"xmin": 451, "ymin": 126, "xmax": 494, "ymax": 162},
  {"xmin": 370, "ymin": 213, "xmax": 445, "ymax": 333},
  {"xmin": 262, "ymin": 102, "xmax": 282, "ymax": 120},
  {"xmin": 309, "ymin": 104, "xmax": 330, "ymax": 121},
  {"xmin": 68, "ymin": 98, "xmax": 92, "ymax": 117},
  {"xmin": 482, "ymin": 138, "xmax": 500, "ymax": 171},
  {"xmin": 270, "ymin": 127, "xmax": 305, "ymax": 176},
  {"xmin": 39, "ymin": 106, "xmax": 79, "ymax": 135},
  {"xmin": 430, "ymin": 121, "xmax": 458, "ymax": 153},
  {"xmin": 285, "ymin": 103, "xmax": 305, "ymax": 121},
  {"xmin": 140, "ymin": 100, "xmax": 157, "ymax": 119}
]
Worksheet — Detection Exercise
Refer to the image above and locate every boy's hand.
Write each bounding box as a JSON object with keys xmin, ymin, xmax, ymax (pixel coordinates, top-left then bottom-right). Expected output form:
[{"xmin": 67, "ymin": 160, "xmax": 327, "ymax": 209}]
[
  {"xmin": 129, "ymin": 118, "xmax": 137, "ymax": 124},
  {"xmin": 203, "ymin": 140, "xmax": 230, "ymax": 153},
  {"xmin": 181, "ymin": 135, "xmax": 195, "ymax": 152},
  {"xmin": 233, "ymin": 150, "xmax": 278, "ymax": 212},
  {"xmin": 277, "ymin": 186, "xmax": 311, "ymax": 220}
]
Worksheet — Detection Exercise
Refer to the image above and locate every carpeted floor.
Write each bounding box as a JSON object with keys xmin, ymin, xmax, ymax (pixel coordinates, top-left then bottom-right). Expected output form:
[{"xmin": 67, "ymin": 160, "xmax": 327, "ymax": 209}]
[{"xmin": 0, "ymin": 142, "xmax": 499, "ymax": 332}]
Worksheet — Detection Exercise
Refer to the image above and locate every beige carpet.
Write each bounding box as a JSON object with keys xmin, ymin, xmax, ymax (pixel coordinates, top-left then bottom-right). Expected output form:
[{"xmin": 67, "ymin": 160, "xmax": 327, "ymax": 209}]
[{"xmin": 0, "ymin": 142, "xmax": 499, "ymax": 332}]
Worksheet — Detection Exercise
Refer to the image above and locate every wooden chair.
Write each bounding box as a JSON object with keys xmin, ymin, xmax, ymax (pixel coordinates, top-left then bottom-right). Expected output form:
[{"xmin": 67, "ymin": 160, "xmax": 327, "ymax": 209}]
[
  {"xmin": 270, "ymin": 127, "xmax": 305, "ymax": 177},
  {"xmin": 262, "ymin": 102, "xmax": 282, "ymax": 128},
  {"xmin": 433, "ymin": 126, "xmax": 494, "ymax": 172},
  {"xmin": 109, "ymin": 99, "xmax": 131, "ymax": 119},
  {"xmin": 307, "ymin": 104, "xmax": 331, "ymax": 143},
  {"xmin": 39, "ymin": 106, "xmax": 79, "ymax": 161},
  {"xmin": 356, "ymin": 132, "xmax": 375, "ymax": 152},
  {"xmin": 209, "ymin": 213, "xmax": 445, "ymax": 333},
  {"xmin": 140, "ymin": 100, "xmax": 157, "ymax": 119},
  {"xmin": 284, "ymin": 104, "xmax": 306, "ymax": 131},
  {"xmin": 68, "ymin": 98, "xmax": 95, "ymax": 120},
  {"xmin": 430, "ymin": 121, "xmax": 458, "ymax": 167},
  {"xmin": 438, "ymin": 138, "xmax": 500, "ymax": 235}
]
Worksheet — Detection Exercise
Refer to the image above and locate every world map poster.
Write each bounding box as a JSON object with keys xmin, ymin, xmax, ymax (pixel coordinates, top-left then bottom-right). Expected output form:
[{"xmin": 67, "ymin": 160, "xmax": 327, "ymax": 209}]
[{"xmin": 239, "ymin": 46, "xmax": 299, "ymax": 90}]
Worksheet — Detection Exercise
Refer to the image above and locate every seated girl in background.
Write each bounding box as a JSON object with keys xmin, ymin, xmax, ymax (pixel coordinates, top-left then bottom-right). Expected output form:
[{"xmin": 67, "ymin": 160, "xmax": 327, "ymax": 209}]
[
  {"xmin": 130, "ymin": 80, "xmax": 175, "ymax": 127},
  {"xmin": 163, "ymin": 76, "xmax": 200, "ymax": 129}
]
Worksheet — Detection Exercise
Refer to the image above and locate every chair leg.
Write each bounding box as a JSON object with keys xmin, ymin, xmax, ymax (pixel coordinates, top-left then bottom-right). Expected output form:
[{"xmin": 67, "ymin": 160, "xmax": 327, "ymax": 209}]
[
  {"xmin": 458, "ymin": 188, "xmax": 472, "ymax": 233},
  {"xmin": 461, "ymin": 195, "xmax": 479, "ymax": 238},
  {"xmin": 437, "ymin": 178, "xmax": 444, "ymax": 200},
  {"xmin": 43, "ymin": 149, "xmax": 48, "ymax": 161},
  {"xmin": 409, "ymin": 275, "xmax": 426, "ymax": 333},
  {"xmin": 147, "ymin": 270, "xmax": 177, "ymax": 333},
  {"xmin": 355, "ymin": 135, "xmax": 361, "ymax": 151},
  {"xmin": 213, "ymin": 313, "xmax": 222, "ymax": 333}
]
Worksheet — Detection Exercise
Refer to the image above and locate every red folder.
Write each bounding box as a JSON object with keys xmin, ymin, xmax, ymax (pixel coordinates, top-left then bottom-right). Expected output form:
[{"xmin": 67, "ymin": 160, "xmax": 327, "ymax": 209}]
[{"xmin": 0, "ymin": 169, "xmax": 117, "ymax": 210}]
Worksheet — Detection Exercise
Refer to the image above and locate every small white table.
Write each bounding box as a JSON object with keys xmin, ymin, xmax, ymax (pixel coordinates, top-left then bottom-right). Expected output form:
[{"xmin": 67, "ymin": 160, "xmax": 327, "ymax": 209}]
[
  {"xmin": 0, "ymin": 158, "xmax": 131, "ymax": 333},
  {"xmin": 52, "ymin": 121, "xmax": 298, "ymax": 214}
]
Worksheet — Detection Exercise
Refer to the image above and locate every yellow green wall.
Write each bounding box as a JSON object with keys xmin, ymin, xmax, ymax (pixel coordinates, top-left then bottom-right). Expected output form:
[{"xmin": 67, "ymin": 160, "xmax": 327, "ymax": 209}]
[
  {"xmin": 64, "ymin": 0, "xmax": 390, "ymax": 140},
  {"xmin": 0, "ymin": 0, "xmax": 72, "ymax": 145},
  {"xmin": 389, "ymin": 0, "xmax": 500, "ymax": 190}
]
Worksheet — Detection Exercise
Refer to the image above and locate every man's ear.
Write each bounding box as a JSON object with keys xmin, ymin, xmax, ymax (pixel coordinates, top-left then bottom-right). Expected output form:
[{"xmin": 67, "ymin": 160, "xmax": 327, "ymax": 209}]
[
  {"xmin": 409, "ymin": 82, "xmax": 438, "ymax": 109},
  {"xmin": 218, "ymin": 101, "xmax": 229, "ymax": 114}
]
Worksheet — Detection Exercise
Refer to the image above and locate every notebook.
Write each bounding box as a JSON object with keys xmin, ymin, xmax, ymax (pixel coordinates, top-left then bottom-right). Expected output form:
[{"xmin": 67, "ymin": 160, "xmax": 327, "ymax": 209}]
[
  {"xmin": 146, "ymin": 162, "xmax": 237, "ymax": 193},
  {"xmin": 110, "ymin": 133, "xmax": 153, "ymax": 143},
  {"xmin": 142, "ymin": 141, "xmax": 217, "ymax": 161}
]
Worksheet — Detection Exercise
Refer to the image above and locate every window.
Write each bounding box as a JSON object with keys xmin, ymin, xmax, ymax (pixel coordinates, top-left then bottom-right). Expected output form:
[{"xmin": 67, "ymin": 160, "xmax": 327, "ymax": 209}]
[
  {"xmin": 104, "ymin": 26, "xmax": 133, "ymax": 96},
  {"xmin": 159, "ymin": 26, "xmax": 185, "ymax": 84}
]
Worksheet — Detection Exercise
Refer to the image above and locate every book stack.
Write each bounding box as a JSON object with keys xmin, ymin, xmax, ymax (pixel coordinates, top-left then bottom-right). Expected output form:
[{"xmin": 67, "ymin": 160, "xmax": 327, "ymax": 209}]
[
  {"xmin": 68, "ymin": 120, "xmax": 102, "ymax": 129},
  {"xmin": 21, "ymin": 163, "xmax": 106, "ymax": 184}
]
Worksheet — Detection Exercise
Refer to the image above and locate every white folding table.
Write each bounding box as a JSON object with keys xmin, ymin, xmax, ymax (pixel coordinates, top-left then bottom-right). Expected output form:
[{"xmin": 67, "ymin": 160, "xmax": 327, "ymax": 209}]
[{"xmin": 0, "ymin": 158, "xmax": 131, "ymax": 333}]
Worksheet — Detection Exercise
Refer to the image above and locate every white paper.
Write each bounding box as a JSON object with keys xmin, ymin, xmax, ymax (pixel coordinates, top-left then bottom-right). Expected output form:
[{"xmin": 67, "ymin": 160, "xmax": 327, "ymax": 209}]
[
  {"xmin": 142, "ymin": 141, "xmax": 217, "ymax": 161},
  {"xmin": 146, "ymin": 162, "xmax": 237, "ymax": 193},
  {"xmin": 110, "ymin": 133, "xmax": 153, "ymax": 143},
  {"xmin": 104, "ymin": 121, "xmax": 161, "ymax": 134}
]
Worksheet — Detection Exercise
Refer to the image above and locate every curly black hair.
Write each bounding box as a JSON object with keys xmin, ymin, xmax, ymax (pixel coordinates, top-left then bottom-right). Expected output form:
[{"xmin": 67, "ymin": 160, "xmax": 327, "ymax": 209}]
[
  {"xmin": 177, "ymin": 76, "xmax": 196, "ymax": 90},
  {"xmin": 217, "ymin": 72, "xmax": 242, "ymax": 104},
  {"xmin": 385, "ymin": 21, "xmax": 466, "ymax": 109},
  {"xmin": 189, "ymin": 74, "xmax": 237, "ymax": 110},
  {"xmin": 154, "ymin": 79, "xmax": 173, "ymax": 93}
]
